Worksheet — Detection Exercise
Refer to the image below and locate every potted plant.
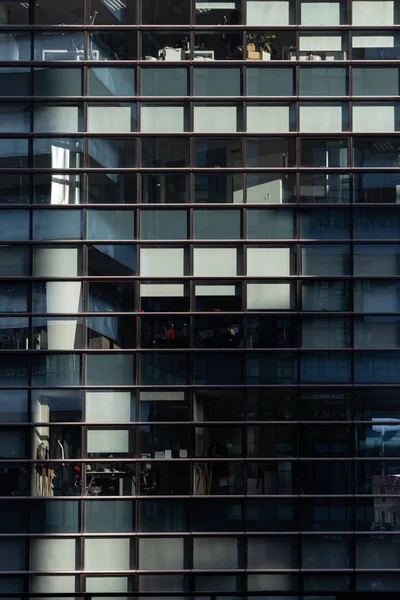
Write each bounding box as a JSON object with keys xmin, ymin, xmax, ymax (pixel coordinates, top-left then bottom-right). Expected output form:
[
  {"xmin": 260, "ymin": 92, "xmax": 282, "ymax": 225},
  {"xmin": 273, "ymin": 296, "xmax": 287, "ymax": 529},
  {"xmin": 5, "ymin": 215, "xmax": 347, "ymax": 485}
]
[{"xmin": 257, "ymin": 32, "xmax": 276, "ymax": 60}]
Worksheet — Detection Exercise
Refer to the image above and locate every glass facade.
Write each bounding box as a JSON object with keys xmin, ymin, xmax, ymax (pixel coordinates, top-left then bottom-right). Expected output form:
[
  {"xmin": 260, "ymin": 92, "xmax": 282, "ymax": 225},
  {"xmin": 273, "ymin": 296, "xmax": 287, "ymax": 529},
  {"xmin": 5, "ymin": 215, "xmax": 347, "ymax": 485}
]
[{"xmin": 0, "ymin": 0, "xmax": 400, "ymax": 598}]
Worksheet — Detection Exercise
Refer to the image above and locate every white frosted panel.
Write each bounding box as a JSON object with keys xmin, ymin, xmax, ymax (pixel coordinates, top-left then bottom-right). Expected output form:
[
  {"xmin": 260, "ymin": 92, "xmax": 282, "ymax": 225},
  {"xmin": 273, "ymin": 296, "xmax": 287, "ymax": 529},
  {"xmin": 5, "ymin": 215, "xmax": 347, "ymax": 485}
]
[
  {"xmin": 85, "ymin": 538, "xmax": 130, "ymax": 571},
  {"xmin": 247, "ymin": 247, "xmax": 290, "ymax": 276},
  {"xmin": 195, "ymin": 285, "xmax": 236, "ymax": 296},
  {"xmin": 141, "ymin": 106, "xmax": 186, "ymax": 133},
  {"xmin": 88, "ymin": 107, "xmax": 132, "ymax": 133},
  {"xmin": 247, "ymin": 178, "xmax": 283, "ymax": 204},
  {"xmin": 139, "ymin": 538, "xmax": 184, "ymax": 570},
  {"xmin": 46, "ymin": 320, "xmax": 78, "ymax": 350},
  {"xmin": 247, "ymin": 283, "xmax": 291, "ymax": 310},
  {"xmin": 30, "ymin": 539, "xmax": 76, "ymax": 571},
  {"xmin": 353, "ymin": 34, "xmax": 395, "ymax": 47},
  {"xmin": 353, "ymin": 105, "xmax": 395, "ymax": 132},
  {"xmin": 140, "ymin": 248, "xmax": 184, "ymax": 277},
  {"xmin": 352, "ymin": 0, "xmax": 394, "ymax": 25},
  {"xmin": 193, "ymin": 248, "xmax": 237, "ymax": 276},
  {"xmin": 86, "ymin": 391, "xmax": 131, "ymax": 422},
  {"xmin": 247, "ymin": 106, "xmax": 289, "ymax": 133},
  {"xmin": 30, "ymin": 576, "xmax": 75, "ymax": 597},
  {"xmin": 86, "ymin": 577, "xmax": 129, "ymax": 600},
  {"xmin": 300, "ymin": 105, "xmax": 343, "ymax": 132},
  {"xmin": 87, "ymin": 429, "xmax": 129, "ymax": 453},
  {"xmin": 33, "ymin": 248, "xmax": 78, "ymax": 277},
  {"xmin": 140, "ymin": 391, "xmax": 185, "ymax": 400},
  {"xmin": 247, "ymin": 1, "xmax": 289, "ymax": 24},
  {"xmin": 194, "ymin": 105, "xmax": 237, "ymax": 133},
  {"xmin": 197, "ymin": 2, "xmax": 237, "ymax": 7},
  {"xmin": 300, "ymin": 35, "xmax": 343, "ymax": 51},
  {"xmin": 140, "ymin": 284, "xmax": 184, "ymax": 297},
  {"xmin": 193, "ymin": 538, "xmax": 238, "ymax": 569},
  {"xmin": 301, "ymin": 1, "xmax": 340, "ymax": 24},
  {"xmin": 35, "ymin": 107, "xmax": 79, "ymax": 133},
  {"xmin": 45, "ymin": 282, "xmax": 81, "ymax": 314}
]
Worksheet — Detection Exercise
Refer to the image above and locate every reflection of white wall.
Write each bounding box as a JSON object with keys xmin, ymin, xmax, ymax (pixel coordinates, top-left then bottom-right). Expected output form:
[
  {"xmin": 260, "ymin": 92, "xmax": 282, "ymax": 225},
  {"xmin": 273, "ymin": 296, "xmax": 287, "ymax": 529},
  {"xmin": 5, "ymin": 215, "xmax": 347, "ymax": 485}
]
[
  {"xmin": 353, "ymin": 105, "xmax": 395, "ymax": 132},
  {"xmin": 140, "ymin": 248, "xmax": 184, "ymax": 277},
  {"xmin": 301, "ymin": 2, "xmax": 340, "ymax": 25},
  {"xmin": 300, "ymin": 105, "xmax": 343, "ymax": 132},
  {"xmin": 193, "ymin": 248, "xmax": 237, "ymax": 276},
  {"xmin": 247, "ymin": 247, "xmax": 290, "ymax": 276},
  {"xmin": 141, "ymin": 105, "xmax": 186, "ymax": 133},
  {"xmin": 247, "ymin": 283, "xmax": 291, "ymax": 309},
  {"xmin": 86, "ymin": 391, "xmax": 132, "ymax": 422},
  {"xmin": 87, "ymin": 429, "xmax": 130, "ymax": 453},
  {"xmin": 85, "ymin": 538, "xmax": 131, "ymax": 571},
  {"xmin": 87, "ymin": 106, "xmax": 132, "ymax": 133},
  {"xmin": 353, "ymin": 0, "xmax": 394, "ymax": 25},
  {"xmin": 247, "ymin": 177, "xmax": 283, "ymax": 203},
  {"xmin": 30, "ymin": 576, "xmax": 75, "ymax": 600},
  {"xmin": 194, "ymin": 105, "xmax": 238, "ymax": 132},
  {"xmin": 86, "ymin": 577, "xmax": 129, "ymax": 600},
  {"xmin": 30, "ymin": 539, "xmax": 76, "ymax": 571},
  {"xmin": 33, "ymin": 248, "xmax": 80, "ymax": 349},
  {"xmin": 247, "ymin": 1, "xmax": 289, "ymax": 24},
  {"xmin": 247, "ymin": 106, "xmax": 290, "ymax": 133}
]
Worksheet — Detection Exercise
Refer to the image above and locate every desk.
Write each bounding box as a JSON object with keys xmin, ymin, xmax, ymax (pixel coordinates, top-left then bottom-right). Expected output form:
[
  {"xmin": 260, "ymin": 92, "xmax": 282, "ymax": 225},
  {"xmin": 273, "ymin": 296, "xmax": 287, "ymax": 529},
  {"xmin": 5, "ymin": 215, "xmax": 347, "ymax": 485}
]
[{"xmin": 86, "ymin": 471, "xmax": 127, "ymax": 496}]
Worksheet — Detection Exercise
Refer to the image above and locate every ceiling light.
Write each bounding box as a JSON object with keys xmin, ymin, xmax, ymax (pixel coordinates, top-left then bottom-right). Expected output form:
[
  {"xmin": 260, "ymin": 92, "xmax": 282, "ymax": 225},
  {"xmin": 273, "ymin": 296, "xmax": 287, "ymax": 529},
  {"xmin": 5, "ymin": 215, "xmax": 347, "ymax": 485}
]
[{"xmin": 103, "ymin": 0, "xmax": 126, "ymax": 10}]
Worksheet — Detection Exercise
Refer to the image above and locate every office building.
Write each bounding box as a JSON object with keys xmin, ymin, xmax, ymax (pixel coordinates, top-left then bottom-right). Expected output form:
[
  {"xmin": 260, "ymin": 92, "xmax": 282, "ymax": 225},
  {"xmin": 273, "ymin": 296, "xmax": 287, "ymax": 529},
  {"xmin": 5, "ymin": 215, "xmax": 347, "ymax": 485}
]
[{"xmin": 0, "ymin": 0, "xmax": 400, "ymax": 597}]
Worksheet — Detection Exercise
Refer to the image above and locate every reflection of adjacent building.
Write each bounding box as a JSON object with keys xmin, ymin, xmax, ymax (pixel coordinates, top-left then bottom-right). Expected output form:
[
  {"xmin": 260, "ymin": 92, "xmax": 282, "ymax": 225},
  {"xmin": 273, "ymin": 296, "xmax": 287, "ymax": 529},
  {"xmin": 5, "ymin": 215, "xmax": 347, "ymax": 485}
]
[{"xmin": 372, "ymin": 475, "xmax": 400, "ymax": 531}]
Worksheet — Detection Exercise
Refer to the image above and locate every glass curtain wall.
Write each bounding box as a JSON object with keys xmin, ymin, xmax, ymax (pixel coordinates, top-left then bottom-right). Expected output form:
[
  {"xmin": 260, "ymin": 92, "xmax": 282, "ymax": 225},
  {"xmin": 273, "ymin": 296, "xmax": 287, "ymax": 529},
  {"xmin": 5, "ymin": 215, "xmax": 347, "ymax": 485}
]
[{"xmin": 0, "ymin": 0, "xmax": 399, "ymax": 597}]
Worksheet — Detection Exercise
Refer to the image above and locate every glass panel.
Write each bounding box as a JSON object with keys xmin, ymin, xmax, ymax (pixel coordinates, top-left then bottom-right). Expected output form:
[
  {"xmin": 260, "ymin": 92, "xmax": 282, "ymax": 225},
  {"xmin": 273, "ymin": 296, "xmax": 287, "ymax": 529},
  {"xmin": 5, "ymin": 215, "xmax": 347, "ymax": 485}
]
[
  {"xmin": 87, "ymin": 67, "xmax": 136, "ymax": 96},
  {"xmin": 34, "ymin": 32, "xmax": 84, "ymax": 60},
  {"xmin": 88, "ymin": 31, "xmax": 137, "ymax": 60},
  {"xmin": 142, "ymin": 137, "xmax": 189, "ymax": 168},
  {"xmin": 87, "ymin": 138, "xmax": 136, "ymax": 168},
  {"xmin": 34, "ymin": 67, "xmax": 82, "ymax": 96},
  {"xmin": 352, "ymin": 30, "xmax": 400, "ymax": 60},
  {"xmin": 141, "ymin": 31, "xmax": 190, "ymax": 61},
  {"xmin": 33, "ymin": 173, "xmax": 81, "ymax": 205},
  {"xmin": 247, "ymin": 173, "xmax": 296, "ymax": 204},
  {"xmin": 141, "ymin": 68, "xmax": 189, "ymax": 96},
  {"xmin": 140, "ymin": 209, "xmax": 188, "ymax": 240},
  {"xmin": 139, "ymin": 391, "xmax": 189, "ymax": 421},
  {"xmin": 0, "ymin": 173, "xmax": 30, "ymax": 204},
  {"xmin": 142, "ymin": 173, "xmax": 188, "ymax": 203},
  {"xmin": 33, "ymin": 138, "xmax": 83, "ymax": 169},
  {"xmin": 195, "ymin": 31, "xmax": 244, "ymax": 60},
  {"xmin": 196, "ymin": 137, "xmax": 242, "ymax": 167},
  {"xmin": 0, "ymin": 246, "xmax": 29, "ymax": 276},
  {"xmin": 88, "ymin": 0, "xmax": 136, "ymax": 24},
  {"xmin": 141, "ymin": 317, "xmax": 190, "ymax": 348},
  {"xmin": 299, "ymin": 173, "xmax": 350, "ymax": 203},
  {"xmin": 300, "ymin": 67, "xmax": 348, "ymax": 95},
  {"xmin": 247, "ymin": 137, "xmax": 296, "ymax": 167},
  {"xmin": 0, "ymin": 67, "xmax": 30, "ymax": 97},
  {"xmin": 0, "ymin": 139, "xmax": 28, "ymax": 168},
  {"xmin": 88, "ymin": 244, "xmax": 136, "ymax": 277},
  {"xmin": 247, "ymin": 67, "xmax": 294, "ymax": 96},
  {"xmin": 194, "ymin": 316, "xmax": 243, "ymax": 348},
  {"xmin": 141, "ymin": 0, "xmax": 190, "ymax": 25},
  {"xmin": 87, "ymin": 173, "xmax": 137, "ymax": 204},
  {"xmin": 195, "ymin": 0, "xmax": 241, "ymax": 24},
  {"xmin": 87, "ymin": 316, "xmax": 136, "ymax": 349},
  {"xmin": 194, "ymin": 68, "xmax": 242, "ymax": 96},
  {"xmin": 194, "ymin": 173, "xmax": 244, "ymax": 204}
]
